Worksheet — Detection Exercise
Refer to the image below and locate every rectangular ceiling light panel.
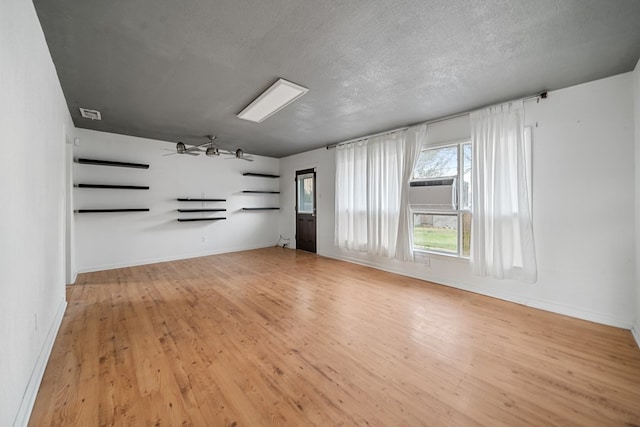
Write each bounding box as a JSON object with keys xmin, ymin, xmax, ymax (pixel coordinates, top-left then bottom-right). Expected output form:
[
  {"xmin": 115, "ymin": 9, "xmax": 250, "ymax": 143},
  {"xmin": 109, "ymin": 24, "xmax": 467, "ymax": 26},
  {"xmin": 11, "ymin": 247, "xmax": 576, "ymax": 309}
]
[
  {"xmin": 79, "ymin": 108, "xmax": 102, "ymax": 120},
  {"xmin": 237, "ymin": 78, "xmax": 308, "ymax": 123}
]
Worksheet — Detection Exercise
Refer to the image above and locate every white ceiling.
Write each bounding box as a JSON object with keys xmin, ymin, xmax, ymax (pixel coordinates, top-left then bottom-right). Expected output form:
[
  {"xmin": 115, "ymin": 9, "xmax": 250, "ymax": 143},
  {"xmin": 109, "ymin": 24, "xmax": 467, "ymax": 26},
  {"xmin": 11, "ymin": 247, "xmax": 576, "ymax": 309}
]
[{"xmin": 33, "ymin": 0, "xmax": 640, "ymax": 157}]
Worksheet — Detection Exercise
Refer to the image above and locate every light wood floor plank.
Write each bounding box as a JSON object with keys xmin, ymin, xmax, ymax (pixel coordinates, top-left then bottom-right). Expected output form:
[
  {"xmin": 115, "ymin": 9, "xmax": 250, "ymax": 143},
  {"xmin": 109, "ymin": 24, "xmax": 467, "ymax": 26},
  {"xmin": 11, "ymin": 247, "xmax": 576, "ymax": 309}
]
[{"xmin": 30, "ymin": 248, "xmax": 640, "ymax": 426}]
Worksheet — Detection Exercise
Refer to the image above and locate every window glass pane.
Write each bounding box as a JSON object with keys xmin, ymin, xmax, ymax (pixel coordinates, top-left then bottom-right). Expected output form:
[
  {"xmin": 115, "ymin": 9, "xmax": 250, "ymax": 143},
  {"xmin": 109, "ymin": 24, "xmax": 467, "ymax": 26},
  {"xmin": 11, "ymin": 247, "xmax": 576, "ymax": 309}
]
[
  {"xmin": 297, "ymin": 175, "xmax": 314, "ymax": 213},
  {"xmin": 413, "ymin": 146, "xmax": 458, "ymax": 180},
  {"xmin": 413, "ymin": 213, "xmax": 458, "ymax": 254},
  {"xmin": 462, "ymin": 212, "xmax": 471, "ymax": 257},
  {"xmin": 461, "ymin": 143, "xmax": 472, "ymax": 210}
]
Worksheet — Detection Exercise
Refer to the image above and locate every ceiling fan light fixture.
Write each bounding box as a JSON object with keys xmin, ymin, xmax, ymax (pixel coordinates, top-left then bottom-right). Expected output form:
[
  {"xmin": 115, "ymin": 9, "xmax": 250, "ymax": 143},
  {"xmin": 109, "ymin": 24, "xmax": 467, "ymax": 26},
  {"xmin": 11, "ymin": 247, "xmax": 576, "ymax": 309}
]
[
  {"xmin": 237, "ymin": 78, "xmax": 308, "ymax": 123},
  {"xmin": 176, "ymin": 141, "xmax": 186, "ymax": 153},
  {"xmin": 206, "ymin": 146, "xmax": 219, "ymax": 157}
]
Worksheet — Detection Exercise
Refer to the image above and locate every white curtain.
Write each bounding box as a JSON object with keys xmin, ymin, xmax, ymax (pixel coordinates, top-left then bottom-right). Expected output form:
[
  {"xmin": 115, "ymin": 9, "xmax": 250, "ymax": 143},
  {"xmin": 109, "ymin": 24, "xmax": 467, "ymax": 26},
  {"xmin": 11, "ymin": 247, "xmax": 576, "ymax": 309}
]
[
  {"xmin": 335, "ymin": 132, "xmax": 405, "ymax": 257},
  {"xmin": 367, "ymin": 133, "xmax": 404, "ymax": 257},
  {"xmin": 395, "ymin": 124, "xmax": 427, "ymax": 261},
  {"xmin": 470, "ymin": 100, "xmax": 537, "ymax": 282},
  {"xmin": 335, "ymin": 141, "xmax": 368, "ymax": 252}
]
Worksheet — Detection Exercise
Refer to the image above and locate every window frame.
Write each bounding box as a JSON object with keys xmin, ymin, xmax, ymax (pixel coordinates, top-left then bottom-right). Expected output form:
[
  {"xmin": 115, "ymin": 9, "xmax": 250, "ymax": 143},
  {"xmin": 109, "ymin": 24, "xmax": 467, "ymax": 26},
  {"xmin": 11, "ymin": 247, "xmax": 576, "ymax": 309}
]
[{"xmin": 411, "ymin": 139, "xmax": 472, "ymax": 259}]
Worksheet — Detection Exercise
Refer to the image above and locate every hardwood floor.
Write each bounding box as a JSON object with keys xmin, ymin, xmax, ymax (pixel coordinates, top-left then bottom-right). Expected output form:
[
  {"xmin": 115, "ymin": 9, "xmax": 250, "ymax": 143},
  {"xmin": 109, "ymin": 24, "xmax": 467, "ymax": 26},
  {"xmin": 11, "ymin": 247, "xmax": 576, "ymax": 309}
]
[{"xmin": 30, "ymin": 248, "xmax": 640, "ymax": 426}]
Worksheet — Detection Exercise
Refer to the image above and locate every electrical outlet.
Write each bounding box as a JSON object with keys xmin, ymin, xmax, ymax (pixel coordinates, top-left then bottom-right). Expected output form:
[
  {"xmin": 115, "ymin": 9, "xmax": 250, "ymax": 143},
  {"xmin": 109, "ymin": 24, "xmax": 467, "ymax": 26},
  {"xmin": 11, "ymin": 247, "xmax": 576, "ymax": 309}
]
[
  {"xmin": 202, "ymin": 236, "xmax": 207, "ymax": 244},
  {"xmin": 424, "ymin": 257, "xmax": 430, "ymax": 267}
]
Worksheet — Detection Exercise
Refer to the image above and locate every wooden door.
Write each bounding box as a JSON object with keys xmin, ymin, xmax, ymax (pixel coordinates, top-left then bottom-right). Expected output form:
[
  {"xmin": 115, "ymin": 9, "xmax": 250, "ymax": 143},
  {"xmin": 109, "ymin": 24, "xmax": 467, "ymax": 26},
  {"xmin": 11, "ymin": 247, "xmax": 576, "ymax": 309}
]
[{"xmin": 295, "ymin": 168, "xmax": 316, "ymax": 253}]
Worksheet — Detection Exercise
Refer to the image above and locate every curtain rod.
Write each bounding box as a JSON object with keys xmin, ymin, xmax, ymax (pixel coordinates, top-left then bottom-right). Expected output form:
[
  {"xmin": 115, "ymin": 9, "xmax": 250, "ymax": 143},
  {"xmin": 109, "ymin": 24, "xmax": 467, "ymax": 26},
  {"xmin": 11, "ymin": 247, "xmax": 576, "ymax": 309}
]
[{"xmin": 326, "ymin": 90, "xmax": 548, "ymax": 149}]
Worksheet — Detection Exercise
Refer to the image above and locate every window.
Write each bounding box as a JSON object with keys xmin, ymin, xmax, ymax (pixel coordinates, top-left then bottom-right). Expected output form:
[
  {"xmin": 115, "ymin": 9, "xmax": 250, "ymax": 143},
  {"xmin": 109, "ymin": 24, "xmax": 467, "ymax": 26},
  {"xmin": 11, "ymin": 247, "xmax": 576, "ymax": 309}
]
[{"xmin": 410, "ymin": 141, "xmax": 471, "ymax": 257}]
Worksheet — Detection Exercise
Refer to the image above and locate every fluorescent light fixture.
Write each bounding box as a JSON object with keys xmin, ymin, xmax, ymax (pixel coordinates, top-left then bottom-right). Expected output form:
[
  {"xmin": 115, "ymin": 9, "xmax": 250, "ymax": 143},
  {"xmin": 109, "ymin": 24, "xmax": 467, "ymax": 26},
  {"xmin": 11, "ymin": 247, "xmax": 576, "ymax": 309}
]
[
  {"xmin": 79, "ymin": 107, "xmax": 101, "ymax": 120},
  {"xmin": 238, "ymin": 78, "xmax": 308, "ymax": 123}
]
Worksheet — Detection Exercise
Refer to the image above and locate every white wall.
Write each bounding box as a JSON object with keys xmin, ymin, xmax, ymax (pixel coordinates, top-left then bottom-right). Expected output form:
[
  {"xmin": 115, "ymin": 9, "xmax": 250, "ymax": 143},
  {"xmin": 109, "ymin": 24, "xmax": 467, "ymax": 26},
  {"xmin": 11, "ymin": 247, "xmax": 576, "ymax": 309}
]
[
  {"xmin": 280, "ymin": 72, "xmax": 637, "ymax": 329},
  {"xmin": 74, "ymin": 129, "xmax": 281, "ymax": 272},
  {"xmin": 634, "ymin": 58, "xmax": 640, "ymax": 346},
  {"xmin": 65, "ymin": 143, "xmax": 77, "ymax": 285},
  {"xmin": 0, "ymin": 0, "xmax": 73, "ymax": 424}
]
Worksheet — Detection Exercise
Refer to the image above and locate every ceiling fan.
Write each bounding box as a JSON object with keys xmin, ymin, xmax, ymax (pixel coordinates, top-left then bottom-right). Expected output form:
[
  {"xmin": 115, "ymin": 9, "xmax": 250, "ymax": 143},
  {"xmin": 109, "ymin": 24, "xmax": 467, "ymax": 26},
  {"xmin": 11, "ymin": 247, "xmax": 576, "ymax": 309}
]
[
  {"xmin": 207, "ymin": 135, "xmax": 254, "ymax": 161},
  {"xmin": 163, "ymin": 135, "xmax": 253, "ymax": 161},
  {"xmin": 162, "ymin": 140, "xmax": 208, "ymax": 156}
]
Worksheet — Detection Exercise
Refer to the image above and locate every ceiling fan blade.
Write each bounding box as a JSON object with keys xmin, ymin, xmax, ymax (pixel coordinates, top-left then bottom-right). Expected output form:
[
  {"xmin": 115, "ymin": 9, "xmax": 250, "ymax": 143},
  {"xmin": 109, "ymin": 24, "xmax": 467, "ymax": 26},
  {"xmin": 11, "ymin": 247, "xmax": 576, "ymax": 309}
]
[
  {"xmin": 184, "ymin": 142, "xmax": 209, "ymax": 152},
  {"xmin": 164, "ymin": 150, "xmax": 199, "ymax": 157}
]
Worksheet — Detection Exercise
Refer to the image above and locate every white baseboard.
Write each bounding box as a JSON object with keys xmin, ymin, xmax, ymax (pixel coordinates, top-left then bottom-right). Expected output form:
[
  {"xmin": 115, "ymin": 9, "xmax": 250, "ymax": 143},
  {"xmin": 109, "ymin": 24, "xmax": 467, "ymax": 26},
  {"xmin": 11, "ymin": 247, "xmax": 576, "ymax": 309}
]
[
  {"xmin": 76, "ymin": 242, "xmax": 279, "ymax": 274},
  {"xmin": 13, "ymin": 299, "xmax": 67, "ymax": 427},
  {"xmin": 522, "ymin": 296, "xmax": 633, "ymax": 330},
  {"xmin": 319, "ymin": 250, "xmax": 633, "ymax": 330},
  {"xmin": 66, "ymin": 271, "xmax": 78, "ymax": 286},
  {"xmin": 632, "ymin": 322, "xmax": 640, "ymax": 349}
]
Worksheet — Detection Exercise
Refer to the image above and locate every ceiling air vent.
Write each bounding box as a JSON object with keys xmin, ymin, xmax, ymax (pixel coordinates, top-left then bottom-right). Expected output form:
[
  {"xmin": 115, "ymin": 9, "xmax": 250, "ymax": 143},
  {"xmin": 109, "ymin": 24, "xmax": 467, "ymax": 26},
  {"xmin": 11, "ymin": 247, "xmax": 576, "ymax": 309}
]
[{"xmin": 79, "ymin": 108, "xmax": 101, "ymax": 120}]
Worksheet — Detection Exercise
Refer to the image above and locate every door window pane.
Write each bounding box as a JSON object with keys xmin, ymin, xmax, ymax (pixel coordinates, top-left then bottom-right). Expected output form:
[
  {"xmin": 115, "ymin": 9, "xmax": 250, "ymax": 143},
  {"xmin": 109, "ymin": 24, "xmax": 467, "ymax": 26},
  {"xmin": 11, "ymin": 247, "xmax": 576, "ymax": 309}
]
[
  {"xmin": 413, "ymin": 213, "xmax": 458, "ymax": 254},
  {"xmin": 297, "ymin": 174, "xmax": 314, "ymax": 214}
]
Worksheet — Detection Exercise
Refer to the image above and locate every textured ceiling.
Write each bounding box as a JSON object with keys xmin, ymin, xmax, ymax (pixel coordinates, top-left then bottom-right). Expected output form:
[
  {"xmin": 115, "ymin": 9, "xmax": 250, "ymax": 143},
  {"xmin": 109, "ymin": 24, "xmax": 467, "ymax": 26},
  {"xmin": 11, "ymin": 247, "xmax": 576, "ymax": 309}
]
[{"xmin": 34, "ymin": 0, "xmax": 640, "ymax": 158}]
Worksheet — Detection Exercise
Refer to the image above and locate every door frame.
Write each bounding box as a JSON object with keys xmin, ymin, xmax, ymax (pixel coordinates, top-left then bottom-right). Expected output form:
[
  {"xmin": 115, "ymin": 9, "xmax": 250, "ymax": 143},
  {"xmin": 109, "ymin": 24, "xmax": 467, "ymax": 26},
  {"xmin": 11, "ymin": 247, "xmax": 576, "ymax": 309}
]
[{"xmin": 295, "ymin": 168, "xmax": 317, "ymax": 253}]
